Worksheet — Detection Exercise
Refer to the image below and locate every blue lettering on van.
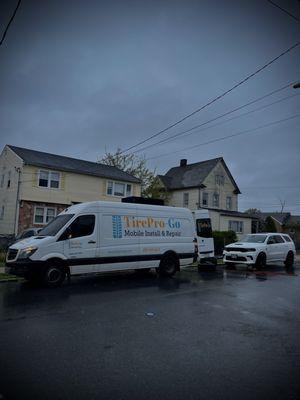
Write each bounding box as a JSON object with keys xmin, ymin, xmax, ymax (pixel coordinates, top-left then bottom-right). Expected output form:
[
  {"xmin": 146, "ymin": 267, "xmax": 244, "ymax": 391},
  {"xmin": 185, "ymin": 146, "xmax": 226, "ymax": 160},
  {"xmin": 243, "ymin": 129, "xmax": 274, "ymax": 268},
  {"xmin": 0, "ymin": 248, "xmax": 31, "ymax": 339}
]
[
  {"xmin": 112, "ymin": 215, "xmax": 122, "ymax": 239},
  {"xmin": 168, "ymin": 218, "xmax": 181, "ymax": 229}
]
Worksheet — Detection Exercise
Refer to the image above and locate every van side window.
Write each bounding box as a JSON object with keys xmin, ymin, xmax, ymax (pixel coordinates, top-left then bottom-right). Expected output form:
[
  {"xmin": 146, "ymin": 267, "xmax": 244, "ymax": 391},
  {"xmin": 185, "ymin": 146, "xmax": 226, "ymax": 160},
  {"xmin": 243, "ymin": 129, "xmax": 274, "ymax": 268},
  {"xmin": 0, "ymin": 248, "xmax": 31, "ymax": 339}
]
[
  {"xmin": 196, "ymin": 218, "xmax": 212, "ymax": 238},
  {"xmin": 69, "ymin": 215, "xmax": 95, "ymax": 238}
]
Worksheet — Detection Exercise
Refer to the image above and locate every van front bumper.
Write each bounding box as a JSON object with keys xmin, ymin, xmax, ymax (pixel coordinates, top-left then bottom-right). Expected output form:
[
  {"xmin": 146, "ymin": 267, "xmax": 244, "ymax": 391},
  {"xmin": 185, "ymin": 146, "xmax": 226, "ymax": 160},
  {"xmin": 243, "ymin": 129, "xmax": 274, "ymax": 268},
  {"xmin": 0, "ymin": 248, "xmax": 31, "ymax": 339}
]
[{"xmin": 5, "ymin": 260, "xmax": 45, "ymax": 277}]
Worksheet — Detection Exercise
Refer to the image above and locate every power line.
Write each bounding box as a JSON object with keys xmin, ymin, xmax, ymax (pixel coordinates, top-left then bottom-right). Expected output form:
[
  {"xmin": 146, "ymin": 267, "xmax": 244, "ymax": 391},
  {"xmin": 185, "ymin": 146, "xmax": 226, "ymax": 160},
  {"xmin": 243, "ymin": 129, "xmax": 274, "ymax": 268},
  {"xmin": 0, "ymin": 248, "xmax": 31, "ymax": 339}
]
[
  {"xmin": 121, "ymin": 41, "xmax": 300, "ymax": 154},
  {"xmin": 134, "ymin": 90, "xmax": 300, "ymax": 154},
  {"xmin": 266, "ymin": 0, "xmax": 300, "ymax": 23},
  {"xmin": 146, "ymin": 112, "xmax": 300, "ymax": 161},
  {"xmin": 0, "ymin": 0, "xmax": 22, "ymax": 46}
]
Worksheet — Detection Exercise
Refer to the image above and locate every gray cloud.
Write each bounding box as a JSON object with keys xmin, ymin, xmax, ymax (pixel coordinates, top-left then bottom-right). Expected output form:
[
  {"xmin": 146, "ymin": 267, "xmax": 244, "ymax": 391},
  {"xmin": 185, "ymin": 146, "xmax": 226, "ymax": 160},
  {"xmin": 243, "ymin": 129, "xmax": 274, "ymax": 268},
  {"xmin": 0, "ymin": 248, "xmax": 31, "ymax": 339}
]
[{"xmin": 0, "ymin": 0, "xmax": 299, "ymax": 212}]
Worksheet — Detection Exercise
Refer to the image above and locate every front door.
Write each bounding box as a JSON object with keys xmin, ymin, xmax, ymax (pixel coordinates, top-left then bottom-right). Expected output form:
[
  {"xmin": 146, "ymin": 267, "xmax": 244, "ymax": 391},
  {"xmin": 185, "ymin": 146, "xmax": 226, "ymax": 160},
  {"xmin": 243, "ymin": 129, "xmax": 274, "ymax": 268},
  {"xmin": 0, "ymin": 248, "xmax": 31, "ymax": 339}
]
[{"xmin": 62, "ymin": 214, "xmax": 98, "ymax": 274}]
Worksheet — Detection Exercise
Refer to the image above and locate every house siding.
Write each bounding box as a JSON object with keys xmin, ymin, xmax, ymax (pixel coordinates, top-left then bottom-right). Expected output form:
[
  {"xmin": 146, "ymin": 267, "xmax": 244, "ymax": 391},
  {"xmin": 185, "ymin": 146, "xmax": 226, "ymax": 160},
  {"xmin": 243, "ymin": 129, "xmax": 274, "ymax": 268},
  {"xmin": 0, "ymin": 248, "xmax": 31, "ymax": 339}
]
[
  {"xmin": 0, "ymin": 146, "xmax": 23, "ymax": 235},
  {"xmin": 167, "ymin": 188, "xmax": 200, "ymax": 209},
  {"xmin": 202, "ymin": 162, "xmax": 238, "ymax": 210},
  {"xmin": 20, "ymin": 165, "xmax": 141, "ymax": 205}
]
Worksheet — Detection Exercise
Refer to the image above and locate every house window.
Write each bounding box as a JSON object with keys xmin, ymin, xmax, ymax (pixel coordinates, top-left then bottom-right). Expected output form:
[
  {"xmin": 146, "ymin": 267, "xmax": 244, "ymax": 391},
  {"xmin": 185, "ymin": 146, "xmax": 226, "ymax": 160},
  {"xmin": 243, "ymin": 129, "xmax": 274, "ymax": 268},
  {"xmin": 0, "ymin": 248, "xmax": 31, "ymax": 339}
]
[
  {"xmin": 34, "ymin": 206, "xmax": 56, "ymax": 225},
  {"xmin": 0, "ymin": 174, "xmax": 4, "ymax": 188},
  {"xmin": 202, "ymin": 192, "xmax": 208, "ymax": 206},
  {"xmin": 215, "ymin": 175, "xmax": 224, "ymax": 185},
  {"xmin": 229, "ymin": 220, "xmax": 244, "ymax": 234},
  {"xmin": 183, "ymin": 193, "xmax": 189, "ymax": 207},
  {"xmin": 38, "ymin": 170, "xmax": 61, "ymax": 189},
  {"xmin": 7, "ymin": 171, "xmax": 11, "ymax": 188},
  {"xmin": 0, "ymin": 206, "xmax": 4, "ymax": 220},
  {"xmin": 226, "ymin": 196, "xmax": 232, "ymax": 210},
  {"xmin": 213, "ymin": 193, "xmax": 219, "ymax": 207},
  {"xmin": 106, "ymin": 181, "xmax": 132, "ymax": 197}
]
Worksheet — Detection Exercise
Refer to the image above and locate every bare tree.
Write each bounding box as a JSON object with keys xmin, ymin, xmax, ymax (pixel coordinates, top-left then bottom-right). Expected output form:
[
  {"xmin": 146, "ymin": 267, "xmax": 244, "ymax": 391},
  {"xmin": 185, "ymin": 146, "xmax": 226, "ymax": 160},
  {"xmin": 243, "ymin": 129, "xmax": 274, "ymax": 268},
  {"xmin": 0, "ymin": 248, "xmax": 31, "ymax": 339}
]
[{"xmin": 99, "ymin": 149, "xmax": 155, "ymax": 197}]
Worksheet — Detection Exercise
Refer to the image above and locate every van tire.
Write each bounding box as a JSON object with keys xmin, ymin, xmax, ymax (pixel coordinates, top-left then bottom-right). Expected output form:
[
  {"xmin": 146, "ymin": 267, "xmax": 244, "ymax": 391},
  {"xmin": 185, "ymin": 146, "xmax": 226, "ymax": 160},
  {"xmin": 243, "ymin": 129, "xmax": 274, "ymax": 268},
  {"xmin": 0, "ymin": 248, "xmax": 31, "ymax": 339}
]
[
  {"xmin": 43, "ymin": 264, "xmax": 66, "ymax": 287},
  {"xmin": 158, "ymin": 254, "xmax": 178, "ymax": 277},
  {"xmin": 255, "ymin": 252, "xmax": 266, "ymax": 270},
  {"xmin": 284, "ymin": 251, "xmax": 294, "ymax": 268}
]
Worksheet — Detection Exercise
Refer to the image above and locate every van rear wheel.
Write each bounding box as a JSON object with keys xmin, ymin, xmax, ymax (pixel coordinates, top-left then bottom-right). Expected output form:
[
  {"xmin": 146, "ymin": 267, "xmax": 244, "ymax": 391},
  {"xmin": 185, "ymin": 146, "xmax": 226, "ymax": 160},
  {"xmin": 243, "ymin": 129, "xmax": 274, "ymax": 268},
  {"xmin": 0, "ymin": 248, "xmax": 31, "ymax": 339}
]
[
  {"xmin": 158, "ymin": 254, "xmax": 178, "ymax": 277},
  {"xmin": 43, "ymin": 264, "xmax": 66, "ymax": 287}
]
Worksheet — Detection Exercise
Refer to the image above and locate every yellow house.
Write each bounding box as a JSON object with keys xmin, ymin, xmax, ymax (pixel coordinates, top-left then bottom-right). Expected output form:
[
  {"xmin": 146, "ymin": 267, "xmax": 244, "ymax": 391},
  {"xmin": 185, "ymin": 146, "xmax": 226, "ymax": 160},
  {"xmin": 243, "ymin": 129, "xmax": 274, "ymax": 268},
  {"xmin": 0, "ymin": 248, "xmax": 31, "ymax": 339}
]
[{"xmin": 0, "ymin": 145, "xmax": 141, "ymax": 235}]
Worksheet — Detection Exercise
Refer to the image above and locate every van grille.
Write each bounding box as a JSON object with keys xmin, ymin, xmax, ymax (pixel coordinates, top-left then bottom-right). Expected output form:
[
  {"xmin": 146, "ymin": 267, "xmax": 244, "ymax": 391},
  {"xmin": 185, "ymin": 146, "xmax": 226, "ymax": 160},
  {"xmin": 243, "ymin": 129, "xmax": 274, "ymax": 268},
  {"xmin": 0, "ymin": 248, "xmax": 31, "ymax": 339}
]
[{"xmin": 7, "ymin": 249, "xmax": 18, "ymax": 261}]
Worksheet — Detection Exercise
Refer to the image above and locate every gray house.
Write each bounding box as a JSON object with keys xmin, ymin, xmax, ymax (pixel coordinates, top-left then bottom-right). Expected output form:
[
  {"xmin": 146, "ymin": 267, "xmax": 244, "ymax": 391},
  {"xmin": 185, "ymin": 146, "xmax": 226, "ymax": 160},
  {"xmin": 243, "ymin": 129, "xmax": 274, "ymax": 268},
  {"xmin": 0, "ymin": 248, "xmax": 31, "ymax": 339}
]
[{"xmin": 158, "ymin": 157, "xmax": 254, "ymax": 239}]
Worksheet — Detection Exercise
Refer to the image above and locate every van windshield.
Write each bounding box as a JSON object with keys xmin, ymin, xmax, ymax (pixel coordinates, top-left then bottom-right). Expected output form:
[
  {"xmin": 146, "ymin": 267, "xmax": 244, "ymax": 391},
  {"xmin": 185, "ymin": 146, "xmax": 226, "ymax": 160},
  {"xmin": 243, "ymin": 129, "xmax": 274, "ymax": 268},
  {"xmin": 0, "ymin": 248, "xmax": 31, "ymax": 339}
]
[{"xmin": 38, "ymin": 214, "xmax": 74, "ymax": 236}]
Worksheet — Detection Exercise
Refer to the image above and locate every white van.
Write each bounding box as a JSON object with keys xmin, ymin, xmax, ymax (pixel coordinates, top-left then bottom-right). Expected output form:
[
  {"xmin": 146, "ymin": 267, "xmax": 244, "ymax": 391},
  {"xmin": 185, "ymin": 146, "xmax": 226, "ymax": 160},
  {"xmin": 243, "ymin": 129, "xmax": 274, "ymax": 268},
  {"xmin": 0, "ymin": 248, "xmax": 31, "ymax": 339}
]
[
  {"xmin": 6, "ymin": 201, "xmax": 197, "ymax": 286},
  {"xmin": 192, "ymin": 210, "xmax": 217, "ymax": 269}
]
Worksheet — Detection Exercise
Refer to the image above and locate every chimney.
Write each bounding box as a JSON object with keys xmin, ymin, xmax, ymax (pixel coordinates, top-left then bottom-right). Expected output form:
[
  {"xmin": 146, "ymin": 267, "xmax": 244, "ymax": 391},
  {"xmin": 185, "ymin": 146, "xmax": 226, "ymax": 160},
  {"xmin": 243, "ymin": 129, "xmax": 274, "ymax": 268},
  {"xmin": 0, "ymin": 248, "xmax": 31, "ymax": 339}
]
[{"xmin": 180, "ymin": 159, "xmax": 187, "ymax": 167}]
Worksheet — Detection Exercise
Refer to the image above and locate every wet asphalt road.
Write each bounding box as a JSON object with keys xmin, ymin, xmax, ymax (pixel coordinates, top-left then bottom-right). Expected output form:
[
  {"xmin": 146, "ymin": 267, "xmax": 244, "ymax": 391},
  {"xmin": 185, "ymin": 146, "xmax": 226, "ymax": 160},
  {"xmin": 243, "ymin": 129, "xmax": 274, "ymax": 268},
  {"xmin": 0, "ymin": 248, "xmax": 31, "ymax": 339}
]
[{"xmin": 0, "ymin": 262, "xmax": 300, "ymax": 400}]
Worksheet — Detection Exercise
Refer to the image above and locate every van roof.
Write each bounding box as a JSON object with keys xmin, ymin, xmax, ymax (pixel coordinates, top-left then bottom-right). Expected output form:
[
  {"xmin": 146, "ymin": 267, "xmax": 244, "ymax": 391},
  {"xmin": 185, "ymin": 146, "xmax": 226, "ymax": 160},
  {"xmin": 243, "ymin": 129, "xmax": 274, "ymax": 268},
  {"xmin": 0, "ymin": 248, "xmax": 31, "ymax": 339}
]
[{"xmin": 60, "ymin": 201, "xmax": 193, "ymax": 215}]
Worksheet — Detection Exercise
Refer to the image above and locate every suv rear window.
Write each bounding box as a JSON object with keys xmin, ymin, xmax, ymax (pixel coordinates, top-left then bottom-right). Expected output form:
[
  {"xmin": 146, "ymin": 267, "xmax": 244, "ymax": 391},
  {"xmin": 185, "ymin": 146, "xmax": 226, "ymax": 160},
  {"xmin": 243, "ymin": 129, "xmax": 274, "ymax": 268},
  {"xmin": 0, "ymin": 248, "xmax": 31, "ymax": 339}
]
[
  {"xmin": 275, "ymin": 235, "xmax": 284, "ymax": 243},
  {"xmin": 282, "ymin": 235, "xmax": 292, "ymax": 242}
]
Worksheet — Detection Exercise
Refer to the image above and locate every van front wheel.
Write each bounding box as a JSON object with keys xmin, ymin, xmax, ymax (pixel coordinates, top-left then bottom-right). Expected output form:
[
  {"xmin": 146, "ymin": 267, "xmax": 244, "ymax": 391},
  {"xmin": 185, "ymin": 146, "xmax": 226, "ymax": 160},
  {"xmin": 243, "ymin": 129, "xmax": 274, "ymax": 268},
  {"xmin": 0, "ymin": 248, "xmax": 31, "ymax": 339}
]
[
  {"xmin": 158, "ymin": 254, "xmax": 178, "ymax": 277},
  {"xmin": 43, "ymin": 264, "xmax": 66, "ymax": 287}
]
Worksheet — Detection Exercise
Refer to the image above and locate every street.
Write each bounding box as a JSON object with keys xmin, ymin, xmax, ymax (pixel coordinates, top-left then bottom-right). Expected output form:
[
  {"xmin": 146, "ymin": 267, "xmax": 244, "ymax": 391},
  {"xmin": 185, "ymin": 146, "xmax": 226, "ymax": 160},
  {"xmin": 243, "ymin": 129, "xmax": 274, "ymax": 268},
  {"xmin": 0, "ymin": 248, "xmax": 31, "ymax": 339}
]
[{"xmin": 0, "ymin": 262, "xmax": 300, "ymax": 400}]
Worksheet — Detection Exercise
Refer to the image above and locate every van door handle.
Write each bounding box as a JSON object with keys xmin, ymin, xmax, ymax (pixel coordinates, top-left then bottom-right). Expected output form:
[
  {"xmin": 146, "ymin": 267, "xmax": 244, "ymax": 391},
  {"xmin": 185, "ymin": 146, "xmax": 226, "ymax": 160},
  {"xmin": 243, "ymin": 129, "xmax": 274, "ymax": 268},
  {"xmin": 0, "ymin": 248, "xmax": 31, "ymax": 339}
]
[{"xmin": 88, "ymin": 240, "xmax": 96, "ymax": 244}]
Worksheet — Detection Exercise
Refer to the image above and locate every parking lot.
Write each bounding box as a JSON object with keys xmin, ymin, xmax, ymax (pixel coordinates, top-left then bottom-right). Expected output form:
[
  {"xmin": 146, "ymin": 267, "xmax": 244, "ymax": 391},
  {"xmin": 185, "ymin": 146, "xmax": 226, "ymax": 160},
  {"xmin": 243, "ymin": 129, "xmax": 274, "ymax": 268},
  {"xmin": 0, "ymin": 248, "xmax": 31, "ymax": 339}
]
[{"xmin": 0, "ymin": 261, "xmax": 300, "ymax": 400}]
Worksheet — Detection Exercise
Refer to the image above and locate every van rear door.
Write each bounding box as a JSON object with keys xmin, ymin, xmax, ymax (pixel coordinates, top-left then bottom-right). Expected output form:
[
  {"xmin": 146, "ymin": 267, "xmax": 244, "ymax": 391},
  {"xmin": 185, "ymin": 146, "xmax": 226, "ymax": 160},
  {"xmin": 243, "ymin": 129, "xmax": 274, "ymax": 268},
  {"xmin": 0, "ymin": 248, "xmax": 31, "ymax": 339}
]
[{"xmin": 196, "ymin": 218, "xmax": 214, "ymax": 257}]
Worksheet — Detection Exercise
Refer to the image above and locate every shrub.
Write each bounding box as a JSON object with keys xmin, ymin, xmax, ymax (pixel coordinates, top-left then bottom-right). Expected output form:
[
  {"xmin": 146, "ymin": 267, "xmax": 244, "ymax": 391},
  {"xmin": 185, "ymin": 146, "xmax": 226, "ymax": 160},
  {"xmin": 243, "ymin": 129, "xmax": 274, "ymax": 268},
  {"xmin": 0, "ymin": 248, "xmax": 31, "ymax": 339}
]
[{"xmin": 212, "ymin": 230, "xmax": 238, "ymax": 255}]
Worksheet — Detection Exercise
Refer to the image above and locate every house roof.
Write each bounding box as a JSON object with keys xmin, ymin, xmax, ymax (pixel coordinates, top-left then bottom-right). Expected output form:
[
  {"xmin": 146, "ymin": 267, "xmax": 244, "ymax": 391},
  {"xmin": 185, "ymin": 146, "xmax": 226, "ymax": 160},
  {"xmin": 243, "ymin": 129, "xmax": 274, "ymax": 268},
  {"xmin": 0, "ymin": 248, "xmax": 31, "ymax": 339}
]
[
  {"xmin": 287, "ymin": 215, "xmax": 300, "ymax": 225},
  {"xmin": 7, "ymin": 145, "xmax": 141, "ymax": 184},
  {"xmin": 257, "ymin": 212, "xmax": 291, "ymax": 225},
  {"xmin": 206, "ymin": 208, "xmax": 258, "ymax": 219},
  {"xmin": 158, "ymin": 157, "xmax": 241, "ymax": 193}
]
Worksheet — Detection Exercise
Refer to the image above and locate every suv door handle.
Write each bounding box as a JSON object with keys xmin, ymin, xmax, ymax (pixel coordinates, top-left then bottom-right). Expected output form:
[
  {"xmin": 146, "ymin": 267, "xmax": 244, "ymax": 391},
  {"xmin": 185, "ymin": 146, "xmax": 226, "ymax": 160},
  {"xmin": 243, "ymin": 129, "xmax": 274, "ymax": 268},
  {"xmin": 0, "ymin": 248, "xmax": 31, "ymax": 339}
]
[{"xmin": 88, "ymin": 240, "xmax": 96, "ymax": 244}]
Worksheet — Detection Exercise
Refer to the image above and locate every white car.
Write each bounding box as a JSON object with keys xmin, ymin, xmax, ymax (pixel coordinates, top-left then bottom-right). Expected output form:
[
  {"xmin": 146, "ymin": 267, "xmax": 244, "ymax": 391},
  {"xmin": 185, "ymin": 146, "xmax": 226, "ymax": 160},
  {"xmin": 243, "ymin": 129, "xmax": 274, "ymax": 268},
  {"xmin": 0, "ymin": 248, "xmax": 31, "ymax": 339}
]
[{"xmin": 223, "ymin": 233, "xmax": 296, "ymax": 269}]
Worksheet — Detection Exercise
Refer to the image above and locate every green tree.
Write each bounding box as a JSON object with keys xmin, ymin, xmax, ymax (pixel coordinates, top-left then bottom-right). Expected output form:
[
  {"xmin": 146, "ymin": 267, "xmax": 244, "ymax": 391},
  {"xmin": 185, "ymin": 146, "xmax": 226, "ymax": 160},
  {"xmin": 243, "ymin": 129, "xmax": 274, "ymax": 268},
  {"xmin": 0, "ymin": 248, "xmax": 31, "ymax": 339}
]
[
  {"xmin": 99, "ymin": 149, "xmax": 165, "ymax": 199},
  {"xmin": 263, "ymin": 216, "xmax": 277, "ymax": 232}
]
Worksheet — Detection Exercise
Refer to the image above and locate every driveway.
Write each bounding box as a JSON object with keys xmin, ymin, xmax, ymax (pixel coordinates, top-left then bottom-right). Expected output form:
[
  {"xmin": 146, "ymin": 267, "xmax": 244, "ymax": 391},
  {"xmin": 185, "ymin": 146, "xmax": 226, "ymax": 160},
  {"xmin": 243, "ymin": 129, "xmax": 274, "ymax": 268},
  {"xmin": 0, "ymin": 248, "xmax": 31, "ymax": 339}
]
[{"xmin": 0, "ymin": 262, "xmax": 300, "ymax": 400}]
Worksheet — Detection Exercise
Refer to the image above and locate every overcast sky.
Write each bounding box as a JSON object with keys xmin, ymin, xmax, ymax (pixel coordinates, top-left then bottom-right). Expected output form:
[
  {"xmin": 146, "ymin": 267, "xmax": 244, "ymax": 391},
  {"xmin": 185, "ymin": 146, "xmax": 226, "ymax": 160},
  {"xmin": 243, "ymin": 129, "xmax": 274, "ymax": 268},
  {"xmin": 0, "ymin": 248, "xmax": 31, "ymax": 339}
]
[{"xmin": 1, "ymin": 0, "xmax": 300, "ymax": 213}]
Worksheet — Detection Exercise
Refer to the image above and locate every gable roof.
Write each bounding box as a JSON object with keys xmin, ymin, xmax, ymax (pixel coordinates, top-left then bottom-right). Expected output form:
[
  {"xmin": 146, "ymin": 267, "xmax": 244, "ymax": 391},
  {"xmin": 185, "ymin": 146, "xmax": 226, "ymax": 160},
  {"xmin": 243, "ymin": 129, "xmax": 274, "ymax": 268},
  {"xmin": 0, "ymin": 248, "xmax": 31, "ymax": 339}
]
[
  {"xmin": 7, "ymin": 145, "xmax": 140, "ymax": 184},
  {"xmin": 158, "ymin": 157, "xmax": 241, "ymax": 193},
  {"xmin": 257, "ymin": 212, "xmax": 291, "ymax": 225}
]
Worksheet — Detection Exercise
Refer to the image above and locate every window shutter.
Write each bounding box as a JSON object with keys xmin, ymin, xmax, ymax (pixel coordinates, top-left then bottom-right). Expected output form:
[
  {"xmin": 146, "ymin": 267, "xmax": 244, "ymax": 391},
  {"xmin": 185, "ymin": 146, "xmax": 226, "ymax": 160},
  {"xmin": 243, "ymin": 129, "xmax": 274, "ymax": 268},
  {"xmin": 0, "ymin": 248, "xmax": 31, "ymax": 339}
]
[
  {"xmin": 32, "ymin": 170, "xmax": 38, "ymax": 187},
  {"xmin": 60, "ymin": 172, "xmax": 65, "ymax": 190},
  {"xmin": 102, "ymin": 180, "xmax": 107, "ymax": 195}
]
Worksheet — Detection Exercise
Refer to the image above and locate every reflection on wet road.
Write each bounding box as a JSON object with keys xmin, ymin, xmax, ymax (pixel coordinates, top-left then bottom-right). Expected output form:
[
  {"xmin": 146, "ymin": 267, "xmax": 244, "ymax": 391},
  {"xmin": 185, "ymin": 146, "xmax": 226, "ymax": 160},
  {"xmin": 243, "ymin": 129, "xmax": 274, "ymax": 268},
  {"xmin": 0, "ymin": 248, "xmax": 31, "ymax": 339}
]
[{"xmin": 0, "ymin": 262, "xmax": 300, "ymax": 400}]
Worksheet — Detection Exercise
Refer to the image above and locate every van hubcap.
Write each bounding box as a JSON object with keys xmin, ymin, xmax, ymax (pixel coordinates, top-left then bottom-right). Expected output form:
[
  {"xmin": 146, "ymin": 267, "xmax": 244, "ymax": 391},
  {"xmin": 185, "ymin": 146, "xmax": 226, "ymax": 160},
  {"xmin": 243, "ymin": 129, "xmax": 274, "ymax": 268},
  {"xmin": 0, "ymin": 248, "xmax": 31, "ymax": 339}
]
[{"xmin": 47, "ymin": 268, "xmax": 61, "ymax": 283}]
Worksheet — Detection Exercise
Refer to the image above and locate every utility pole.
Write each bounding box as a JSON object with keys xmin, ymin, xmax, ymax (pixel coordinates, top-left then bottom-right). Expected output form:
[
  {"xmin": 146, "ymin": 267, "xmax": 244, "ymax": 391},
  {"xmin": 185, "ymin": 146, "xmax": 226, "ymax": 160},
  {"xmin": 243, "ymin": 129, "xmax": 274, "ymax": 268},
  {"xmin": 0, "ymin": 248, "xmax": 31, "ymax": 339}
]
[{"xmin": 14, "ymin": 167, "xmax": 21, "ymax": 236}]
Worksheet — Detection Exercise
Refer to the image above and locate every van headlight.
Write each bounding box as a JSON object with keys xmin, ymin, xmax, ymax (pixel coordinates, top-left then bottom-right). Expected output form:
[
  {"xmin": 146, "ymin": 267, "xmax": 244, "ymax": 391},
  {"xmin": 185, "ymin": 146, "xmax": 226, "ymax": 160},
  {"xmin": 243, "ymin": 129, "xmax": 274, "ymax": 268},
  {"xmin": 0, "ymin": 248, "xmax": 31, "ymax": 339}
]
[{"xmin": 18, "ymin": 246, "xmax": 38, "ymax": 259}]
